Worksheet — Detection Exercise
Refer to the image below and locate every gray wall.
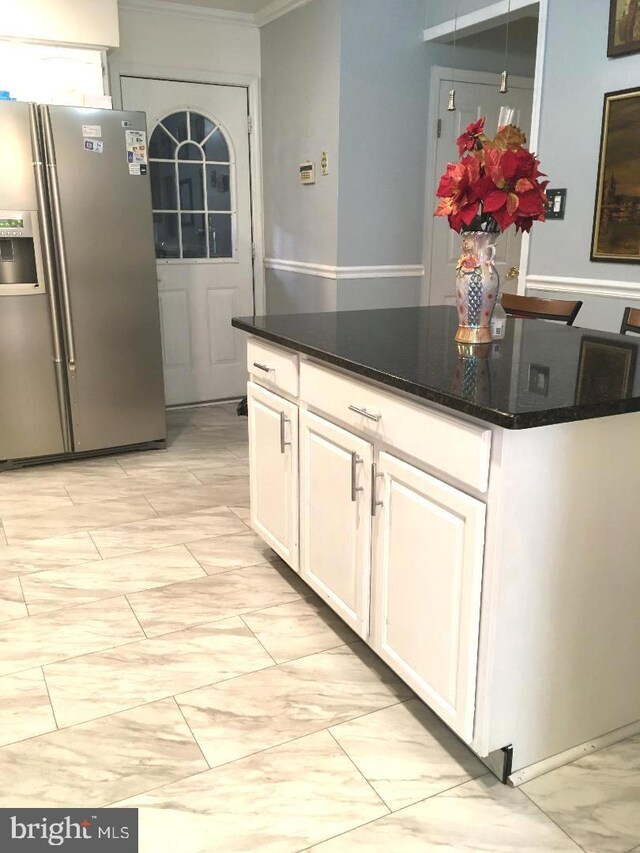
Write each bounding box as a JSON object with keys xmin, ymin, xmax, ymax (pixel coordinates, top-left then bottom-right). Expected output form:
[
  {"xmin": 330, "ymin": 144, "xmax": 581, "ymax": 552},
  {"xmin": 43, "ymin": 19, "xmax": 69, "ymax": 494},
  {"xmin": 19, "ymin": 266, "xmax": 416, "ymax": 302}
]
[
  {"xmin": 260, "ymin": 0, "xmax": 342, "ymax": 266},
  {"xmin": 525, "ymin": 0, "xmax": 640, "ymax": 330},
  {"xmin": 336, "ymin": 0, "xmax": 429, "ymax": 267},
  {"xmin": 265, "ymin": 267, "xmax": 338, "ymax": 314}
]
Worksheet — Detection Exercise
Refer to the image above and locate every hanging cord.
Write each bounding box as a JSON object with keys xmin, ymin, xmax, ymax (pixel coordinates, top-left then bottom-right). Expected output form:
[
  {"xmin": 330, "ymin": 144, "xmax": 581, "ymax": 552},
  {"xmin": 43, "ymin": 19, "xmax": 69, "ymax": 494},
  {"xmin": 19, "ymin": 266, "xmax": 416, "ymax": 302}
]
[
  {"xmin": 500, "ymin": 0, "xmax": 511, "ymax": 93},
  {"xmin": 448, "ymin": 7, "xmax": 458, "ymax": 110}
]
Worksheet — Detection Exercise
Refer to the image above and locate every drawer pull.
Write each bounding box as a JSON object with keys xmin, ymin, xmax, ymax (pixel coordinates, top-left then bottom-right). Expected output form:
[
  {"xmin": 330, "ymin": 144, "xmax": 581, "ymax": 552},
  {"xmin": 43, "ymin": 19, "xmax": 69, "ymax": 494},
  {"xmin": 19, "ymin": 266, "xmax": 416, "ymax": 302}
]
[
  {"xmin": 351, "ymin": 452, "xmax": 364, "ymax": 502},
  {"xmin": 371, "ymin": 462, "xmax": 384, "ymax": 516},
  {"xmin": 280, "ymin": 412, "xmax": 291, "ymax": 454},
  {"xmin": 253, "ymin": 362, "xmax": 273, "ymax": 373},
  {"xmin": 348, "ymin": 404, "xmax": 382, "ymax": 422}
]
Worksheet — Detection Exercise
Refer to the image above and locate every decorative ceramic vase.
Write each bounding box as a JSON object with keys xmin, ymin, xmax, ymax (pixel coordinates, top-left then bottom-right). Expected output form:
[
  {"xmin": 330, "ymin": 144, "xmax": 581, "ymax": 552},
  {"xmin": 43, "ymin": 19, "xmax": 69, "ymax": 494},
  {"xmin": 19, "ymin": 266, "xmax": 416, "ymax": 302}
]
[{"xmin": 454, "ymin": 232, "xmax": 500, "ymax": 345}]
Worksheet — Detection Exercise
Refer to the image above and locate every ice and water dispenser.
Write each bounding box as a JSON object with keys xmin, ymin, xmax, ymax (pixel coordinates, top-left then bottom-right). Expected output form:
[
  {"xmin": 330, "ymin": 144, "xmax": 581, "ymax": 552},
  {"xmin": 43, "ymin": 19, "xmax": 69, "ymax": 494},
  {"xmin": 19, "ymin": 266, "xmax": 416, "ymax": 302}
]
[{"xmin": 0, "ymin": 211, "xmax": 42, "ymax": 293}]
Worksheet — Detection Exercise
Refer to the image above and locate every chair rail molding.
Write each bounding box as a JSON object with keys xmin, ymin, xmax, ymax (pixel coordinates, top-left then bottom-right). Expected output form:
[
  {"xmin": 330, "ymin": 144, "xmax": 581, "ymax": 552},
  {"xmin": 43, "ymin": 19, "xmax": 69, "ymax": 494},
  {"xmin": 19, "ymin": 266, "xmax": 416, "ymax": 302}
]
[
  {"xmin": 264, "ymin": 259, "xmax": 425, "ymax": 280},
  {"xmin": 526, "ymin": 274, "xmax": 640, "ymax": 301}
]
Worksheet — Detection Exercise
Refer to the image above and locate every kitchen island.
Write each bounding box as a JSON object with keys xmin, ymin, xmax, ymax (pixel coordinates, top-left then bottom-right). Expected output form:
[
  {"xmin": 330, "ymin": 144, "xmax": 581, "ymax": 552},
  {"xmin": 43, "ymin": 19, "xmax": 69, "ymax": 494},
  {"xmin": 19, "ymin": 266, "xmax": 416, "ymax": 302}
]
[{"xmin": 232, "ymin": 306, "xmax": 640, "ymax": 784}]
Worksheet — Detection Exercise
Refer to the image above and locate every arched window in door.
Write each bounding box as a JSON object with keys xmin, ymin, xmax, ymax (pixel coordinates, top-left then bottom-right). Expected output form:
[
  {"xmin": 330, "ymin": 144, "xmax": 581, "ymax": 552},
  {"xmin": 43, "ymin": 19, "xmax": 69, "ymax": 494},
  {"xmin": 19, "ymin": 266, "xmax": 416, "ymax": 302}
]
[{"xmin": 149, "ymin": 109, "xmax": 235, "ymax": 260}]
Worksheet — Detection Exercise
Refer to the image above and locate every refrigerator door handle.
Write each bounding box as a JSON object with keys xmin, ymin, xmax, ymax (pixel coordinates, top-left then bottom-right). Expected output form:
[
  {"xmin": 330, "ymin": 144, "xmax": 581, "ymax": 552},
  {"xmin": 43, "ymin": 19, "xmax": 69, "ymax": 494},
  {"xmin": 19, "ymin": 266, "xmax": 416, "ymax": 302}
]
[
  {"xmin": 41, "ymin": 106, "xmax": 77, "ymax": 371},
  {"xmin": 30, "ymin": 104, "xmax": 73, "ymax": 453}
]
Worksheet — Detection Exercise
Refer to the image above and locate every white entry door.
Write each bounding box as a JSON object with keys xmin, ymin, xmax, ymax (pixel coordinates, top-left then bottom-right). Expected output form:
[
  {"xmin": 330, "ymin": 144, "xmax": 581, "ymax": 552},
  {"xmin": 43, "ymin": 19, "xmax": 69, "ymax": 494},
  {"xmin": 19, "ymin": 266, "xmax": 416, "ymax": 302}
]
[
  {"xmin": 427, "ymin": 75, "xmax": 534, "ymax": 307},
  {"xmin": 121, "ymin": 77, "xmax": 254, "ymax": 405}
]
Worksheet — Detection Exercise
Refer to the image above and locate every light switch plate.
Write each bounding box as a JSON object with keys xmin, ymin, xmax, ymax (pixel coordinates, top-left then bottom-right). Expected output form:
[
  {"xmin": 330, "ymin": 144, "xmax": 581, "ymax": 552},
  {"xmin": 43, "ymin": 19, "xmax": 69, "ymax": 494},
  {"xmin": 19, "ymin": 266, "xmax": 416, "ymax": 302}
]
[{"xmin": 545, "ymin": 188, "xmax": 567, "ymax": 219}]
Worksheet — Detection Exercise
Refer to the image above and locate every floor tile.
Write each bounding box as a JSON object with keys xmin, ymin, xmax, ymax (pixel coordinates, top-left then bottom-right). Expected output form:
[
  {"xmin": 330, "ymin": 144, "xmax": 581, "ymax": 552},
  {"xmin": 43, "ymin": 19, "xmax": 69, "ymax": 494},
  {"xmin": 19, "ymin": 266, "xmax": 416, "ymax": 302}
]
[
  {"xmin": 176, "ymin": 643, "xmax": 411, "ymax": 768},
  {"xmin": 0, "ymin": 524, "xmax": 6, "ymax": 546},
  {"xmin": 90, "ymin": 506, "xmax": 248, "ymax": 559},
  {"xmin": 2, "ymin": 496, "xmax": 157, "ymax": 544},
  {"xmin": 0, "ymin": 597, "xmax": 144, "ymax": 677},
  {"xmin": 329, "ymin": 699, "xmax": 486, "ymax": 810},
  {"xmin": 0, "ymin": 484, "xmax": 73, "ymax": 518},
  {"xmin": 242, "ymin": 597, "xmax": 357, "ymax": 663},
  {"xmin": 63, "ymin": 468, "xmax": 201, "ymax": 505},
  {"xmin": 229, "ymin": 505, "xmax": 250, "ymax": 522},
  {"xmin": 115, "ymin": 730, "xmax": 388, "ymax": 853},
  {"xmin": 146, "ymin": 479, "xmax": 251, "ymax": 516},
  {"xmin": 0, "ymin": 532, "xmax": 100, "ymax": 580},
  {"xmin": 45, "ymin": 616, "xmax": 274, "ymax": 728},
  {"xmin": 0, "ymin": 669, "xmax": 56, "ymax": 747},
  {"xmin": 128, "ymin": 562, "xmax": 308, "ymax": 637},
  {"xmin": 20, "ymin": 545, "xmax": 206, "ymax": 615},
  {"xmin": 0, "ymin": 578, "xmax": 28, "ymax": 622},
  {"xmin": 308, "ymin": 776, "xmax": 582, "ymax": 852},
  {"xmin": 188, "ymin": 461, "xmax": 250, "ymax": 482},
  {"xmin": 522, "ymin": 735, "xmax": 640, "ymax": 853},
  {"xmin": 116, "ymin": 447, "xmax": 238, "ymax": 474},
  {"xmin": 0, "ymin": 698, "xmax": 207, "ymax": 808},
  {"xmin": 186, "ymin": 531, "xmax": 278, "ymax": 574}
]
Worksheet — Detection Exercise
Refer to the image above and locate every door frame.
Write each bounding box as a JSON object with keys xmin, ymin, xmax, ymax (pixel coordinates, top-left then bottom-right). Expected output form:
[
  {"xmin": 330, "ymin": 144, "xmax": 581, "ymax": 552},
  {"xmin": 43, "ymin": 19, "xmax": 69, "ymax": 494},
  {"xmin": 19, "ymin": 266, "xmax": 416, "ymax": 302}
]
[
  {"xmin": 109, "ymin": 62, "xmax": 265, "ymax": 315},
  {"xmin": 421, "ymin": 65, "xmax": 535, "ymax": 307}
]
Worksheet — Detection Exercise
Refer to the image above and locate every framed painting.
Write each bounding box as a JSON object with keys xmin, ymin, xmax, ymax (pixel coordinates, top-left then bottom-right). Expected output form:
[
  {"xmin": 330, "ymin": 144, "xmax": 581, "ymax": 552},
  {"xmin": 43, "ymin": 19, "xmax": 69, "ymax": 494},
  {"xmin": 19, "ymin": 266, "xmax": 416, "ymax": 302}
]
[
  {"xmin": 591, "ymin": 87, "xmax": 640, "ymax": 263},
  {"xmin": 608, "ymin": 0, "xmax": 640, "ymax": 57},
  {"xmin": 575, "ymin": 335, "xmax": 637, "ymax": 405}
]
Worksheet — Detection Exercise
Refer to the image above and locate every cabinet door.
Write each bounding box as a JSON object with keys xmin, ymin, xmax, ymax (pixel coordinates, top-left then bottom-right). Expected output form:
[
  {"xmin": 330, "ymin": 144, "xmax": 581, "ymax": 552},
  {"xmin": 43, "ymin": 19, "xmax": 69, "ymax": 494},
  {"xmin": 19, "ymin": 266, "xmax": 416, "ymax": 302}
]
[
  {"xmin": 247, "ymin": 381, "xmax": 298, "ymax": 570},
  {"xmin": 372, "ymin": 452, "xmax": 486, "ymax": 742},
  {"xmin": 300, "ymin": 411, "xmax": 372, "ymax": 638}
]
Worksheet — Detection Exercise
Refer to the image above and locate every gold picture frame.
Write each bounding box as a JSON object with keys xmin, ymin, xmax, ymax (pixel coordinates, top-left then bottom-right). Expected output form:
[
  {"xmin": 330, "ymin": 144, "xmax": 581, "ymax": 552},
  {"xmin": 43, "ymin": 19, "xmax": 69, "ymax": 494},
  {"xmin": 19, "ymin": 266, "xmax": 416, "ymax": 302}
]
[
  {"xmin": 608, "ymin": 0, "xmax": 640, "ymax": 58},
  {"xmin": 575, "ymin": 335, "xmax": 637, "ymax": 405},
  {"xmin": 591, "ymin": 87, "xmax": 640, "ymax": 263}
]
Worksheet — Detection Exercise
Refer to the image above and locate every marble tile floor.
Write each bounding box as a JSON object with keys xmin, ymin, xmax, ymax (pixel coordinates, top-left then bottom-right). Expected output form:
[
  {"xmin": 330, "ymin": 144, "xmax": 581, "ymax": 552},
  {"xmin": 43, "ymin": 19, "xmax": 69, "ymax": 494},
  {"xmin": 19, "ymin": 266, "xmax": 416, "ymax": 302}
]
[{"xmin": 0, "ymin": 401, "xmax": 638, "ymax": 852}]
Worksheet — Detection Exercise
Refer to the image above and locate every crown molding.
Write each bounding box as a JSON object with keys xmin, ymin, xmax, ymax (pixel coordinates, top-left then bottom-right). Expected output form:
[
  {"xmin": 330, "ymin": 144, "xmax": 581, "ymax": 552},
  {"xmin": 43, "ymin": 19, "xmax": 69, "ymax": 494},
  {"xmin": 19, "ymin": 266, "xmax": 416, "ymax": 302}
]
[
  {"xmin": 118, "ymin": 0, "xmax": 257, "ymax": 27},
  {"xmin": 255, "ymin": 0, "xmax": 315, "ymax": 27}
]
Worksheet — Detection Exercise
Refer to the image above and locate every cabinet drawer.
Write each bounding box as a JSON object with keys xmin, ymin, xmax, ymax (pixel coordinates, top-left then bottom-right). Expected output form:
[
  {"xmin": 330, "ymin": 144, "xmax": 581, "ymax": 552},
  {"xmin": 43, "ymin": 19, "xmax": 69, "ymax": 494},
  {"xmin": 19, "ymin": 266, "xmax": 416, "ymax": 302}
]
[
  {"xmin": 248, "ymin": 338, "xmax": 299, "ymax": 397},
  {"xmin": 300, "ymin": 361, "xmax": 491, "ymax": 492}
]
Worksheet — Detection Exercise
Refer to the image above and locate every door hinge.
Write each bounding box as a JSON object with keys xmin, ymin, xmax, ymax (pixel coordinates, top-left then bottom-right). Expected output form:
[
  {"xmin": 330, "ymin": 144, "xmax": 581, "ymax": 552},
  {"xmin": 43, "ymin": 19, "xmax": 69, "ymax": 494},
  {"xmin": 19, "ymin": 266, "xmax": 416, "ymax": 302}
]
[
  {"xmin": 248, "ymin": 115, "xmax": 253, "ymax": 134},
  {"xmin": 251, "ymin": 243, "xmax": 257, "ymax": 259},
  {"xmin": 437, "ymin": 118, "xmax": 442, "ymax": 138}
]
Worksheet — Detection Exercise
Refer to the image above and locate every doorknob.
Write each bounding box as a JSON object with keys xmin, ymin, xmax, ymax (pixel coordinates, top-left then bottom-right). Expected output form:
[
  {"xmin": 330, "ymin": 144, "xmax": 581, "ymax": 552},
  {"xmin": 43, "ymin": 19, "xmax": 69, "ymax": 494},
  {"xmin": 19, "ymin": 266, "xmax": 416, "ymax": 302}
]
[{"xmin": 507, "ymin": 266, "xmax": 520, "ymax": 280}]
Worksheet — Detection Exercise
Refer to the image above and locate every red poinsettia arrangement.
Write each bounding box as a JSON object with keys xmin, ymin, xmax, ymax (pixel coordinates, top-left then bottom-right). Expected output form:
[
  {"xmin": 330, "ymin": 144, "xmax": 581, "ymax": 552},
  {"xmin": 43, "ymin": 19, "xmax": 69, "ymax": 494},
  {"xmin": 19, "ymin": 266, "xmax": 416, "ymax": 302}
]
[{"xmin": 435, "ymin": 117, "xmax": 548, "ymax": 233}]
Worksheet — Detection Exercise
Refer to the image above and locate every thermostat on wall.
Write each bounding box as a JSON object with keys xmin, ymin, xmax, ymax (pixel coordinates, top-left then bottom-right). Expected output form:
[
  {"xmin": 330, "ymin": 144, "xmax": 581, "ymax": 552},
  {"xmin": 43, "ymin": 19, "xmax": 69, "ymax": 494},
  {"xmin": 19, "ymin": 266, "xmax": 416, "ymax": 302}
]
[{"xmin": 300, "ymin": 161, "xmax": 315, "ymax": 185}]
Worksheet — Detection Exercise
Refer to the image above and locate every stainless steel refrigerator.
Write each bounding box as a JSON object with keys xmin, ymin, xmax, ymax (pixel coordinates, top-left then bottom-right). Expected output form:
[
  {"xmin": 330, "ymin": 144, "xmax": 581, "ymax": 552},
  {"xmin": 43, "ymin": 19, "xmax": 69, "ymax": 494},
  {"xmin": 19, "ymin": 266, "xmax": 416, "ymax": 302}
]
[{"xmin": 0, "ymin": 101, "xmax": 166, "ymax": 464}]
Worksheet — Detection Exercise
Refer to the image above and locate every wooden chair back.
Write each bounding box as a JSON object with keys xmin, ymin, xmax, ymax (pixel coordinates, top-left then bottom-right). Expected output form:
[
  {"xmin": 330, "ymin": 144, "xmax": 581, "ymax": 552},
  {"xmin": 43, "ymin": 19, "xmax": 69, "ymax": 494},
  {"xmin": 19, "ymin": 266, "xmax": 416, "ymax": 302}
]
[
  {"xmin": 620, "ymin": 307, "xmax": 640, "ymax": 335},
  {"xmin": 501, "ymin": 294, "xmax": 583, "ymax": 326}
]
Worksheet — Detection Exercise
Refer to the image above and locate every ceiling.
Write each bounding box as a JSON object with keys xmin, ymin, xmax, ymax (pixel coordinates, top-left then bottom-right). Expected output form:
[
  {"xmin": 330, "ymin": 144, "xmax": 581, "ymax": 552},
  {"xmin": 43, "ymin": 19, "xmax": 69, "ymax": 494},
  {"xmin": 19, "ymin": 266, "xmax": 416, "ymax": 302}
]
[{"xmin": 157, "ymin": 0, "xmax": 275, "ymax": 13}]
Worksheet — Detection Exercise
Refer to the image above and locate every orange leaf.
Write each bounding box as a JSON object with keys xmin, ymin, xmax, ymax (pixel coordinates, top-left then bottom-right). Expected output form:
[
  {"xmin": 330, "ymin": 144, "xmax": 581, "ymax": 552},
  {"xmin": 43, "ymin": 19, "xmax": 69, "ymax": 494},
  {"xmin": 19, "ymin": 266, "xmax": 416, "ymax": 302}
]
[
  {"xmin": 515, "ymin": 178, "xmax": 534, "ymax": 193},
  {"xmin": 506, "ymin": 192, "xmax": 519, "ymax": 215},
  {"xmin": 435, "ymin": 197, "xmax": 454, "ymax": 217},
  {"xmin": 484, "ymin": 148, "xmax": 505, "ymax": 188},
  {"xmin": 494, "ymin": 124, "xmax": 527, "ymax": 151}
]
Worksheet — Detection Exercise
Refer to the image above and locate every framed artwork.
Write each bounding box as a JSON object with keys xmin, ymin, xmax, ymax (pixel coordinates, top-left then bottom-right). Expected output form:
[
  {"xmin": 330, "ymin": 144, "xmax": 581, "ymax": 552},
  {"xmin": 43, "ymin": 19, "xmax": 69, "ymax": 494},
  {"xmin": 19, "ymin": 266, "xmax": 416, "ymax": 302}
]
[
  {"xmin": 608, "ymin": 0, "xmax": 640, "ymax": 57},
  {"xmin": 591, "ymin": 87, "xmax": 640, "ymax": 263},
  {"xmin": 575, "ymin": 335, "xmax": 637, "ymax": 405}
]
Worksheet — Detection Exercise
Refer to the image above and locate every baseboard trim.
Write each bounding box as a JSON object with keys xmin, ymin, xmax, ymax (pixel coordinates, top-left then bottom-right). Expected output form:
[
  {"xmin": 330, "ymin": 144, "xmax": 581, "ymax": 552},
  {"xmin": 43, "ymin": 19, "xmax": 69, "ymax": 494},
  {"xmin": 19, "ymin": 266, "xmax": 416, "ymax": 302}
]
[
  {"xmin": 527, "ymin": 274, "xmax": 640, "ymax": 301},
  {"xmin": 264, "ymin": 258, "xmax": 425, "ymax": 281},
  {"xmin": 508, "ymin": 719, "xmax": 640, "ymax": 786}
]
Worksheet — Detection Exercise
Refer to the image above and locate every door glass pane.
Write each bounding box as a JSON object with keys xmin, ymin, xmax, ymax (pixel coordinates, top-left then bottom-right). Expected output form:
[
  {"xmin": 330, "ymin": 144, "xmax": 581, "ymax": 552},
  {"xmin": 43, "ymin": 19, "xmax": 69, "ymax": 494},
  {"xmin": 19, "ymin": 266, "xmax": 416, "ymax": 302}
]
[
  {"xmin": 150, "ymin": 162, "xmax": 177, "ymax": 210},
  {"xmin": 178, "ymin": 142, "xmax": 204, "ymax": 162},
  {"xmin": 153, "ymin": 213, "xmax": 179, "ymax": 259},
  {"xmin": 208, "ymin": 214, "xmax": 232, "ymax": 258},
  {"xmin": 162, "ymin": 111, "xmax": 188, "ymax": 143},
  {"xmin": 190, "ymin": 112, "xmax": 214, "ymax": 143},
  {"xmin": 182, "ymin": 213, "xmax": 206, "ymax": 258},
  {"xmin": 149, "ymin": 125, "xmax": 176, "ymax": 159},
  {"xmin": 206, "ymin": 165, "xmax": 231, "ymax": 211},
  {"xmin": 178, "ymin": 163, "xmax": 204, "ymax": 211},
  {"xmin": 203, "ymin": 128, "xmax": 229, "ymax": 162}
]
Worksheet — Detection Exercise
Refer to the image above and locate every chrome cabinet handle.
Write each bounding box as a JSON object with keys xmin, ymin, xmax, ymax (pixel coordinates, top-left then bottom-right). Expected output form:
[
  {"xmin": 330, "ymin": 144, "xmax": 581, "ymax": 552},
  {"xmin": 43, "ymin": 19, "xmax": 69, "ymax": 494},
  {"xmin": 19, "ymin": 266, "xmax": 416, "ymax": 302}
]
[
  {"xmin": 42, "ymin": 106, "xmax": 76, "ymax": 370},
  {"xmin": 280, "ymin": 412, "xmax": 291, "ymax": 454},
  {"xmin": 371, "ymin": 463, "xmax": 384, "ymax": 516},
  {"xmin": 253, "ymin": 362, "xmax": 273, "ymax": 373},
  {"xmin": 351, "ymin": 452, "xmax": 363, "ymax": 502},
  {"xmin": 348, "ymin": 405, "xmax": 382, "ymax": 422}
]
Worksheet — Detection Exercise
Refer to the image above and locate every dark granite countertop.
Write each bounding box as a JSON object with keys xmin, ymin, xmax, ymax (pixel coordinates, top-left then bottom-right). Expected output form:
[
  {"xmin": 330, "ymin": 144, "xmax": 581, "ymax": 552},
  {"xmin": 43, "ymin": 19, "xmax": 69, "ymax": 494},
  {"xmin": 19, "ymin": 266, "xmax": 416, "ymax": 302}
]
[{"xmin": 232, "ymin": 306, "xmax": 640, "ymax": 429}]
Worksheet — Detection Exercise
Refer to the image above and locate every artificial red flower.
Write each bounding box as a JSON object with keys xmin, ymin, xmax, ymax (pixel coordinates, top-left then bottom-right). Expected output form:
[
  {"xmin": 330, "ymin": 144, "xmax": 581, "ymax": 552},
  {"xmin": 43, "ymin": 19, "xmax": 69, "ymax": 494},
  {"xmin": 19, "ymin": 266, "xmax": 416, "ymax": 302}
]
[
  {"xmin": 456, "ymin": 117, "xmax": 486, "ymax": 156},
  {"xmin": 435, "ymin": 116, "xmax": 549, "ymax": 235}
]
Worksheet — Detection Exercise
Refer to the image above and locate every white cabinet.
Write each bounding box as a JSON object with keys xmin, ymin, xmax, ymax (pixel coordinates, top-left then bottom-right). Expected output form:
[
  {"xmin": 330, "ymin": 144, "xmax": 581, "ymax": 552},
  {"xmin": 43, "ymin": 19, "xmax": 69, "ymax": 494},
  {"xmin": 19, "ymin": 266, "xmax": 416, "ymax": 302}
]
[
  {"xmin": 371, "ymin": 452, "xmax": 486, "ymax": 742},
  {"xmin": 300, "ymin": 410, "xmax": 373, "ymax": 638},
  {"xmin": 247, "ymin": 381, "xmax": 299, "ymax": 570}
]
